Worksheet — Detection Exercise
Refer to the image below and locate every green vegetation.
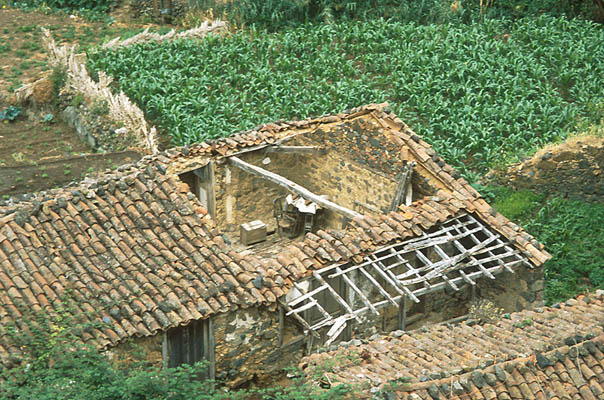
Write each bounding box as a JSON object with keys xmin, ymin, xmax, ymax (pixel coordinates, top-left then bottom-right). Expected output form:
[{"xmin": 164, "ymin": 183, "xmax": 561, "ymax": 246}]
[
  {"xmin": 88, "ymin": 16, "xmax": 604, "ymax": 176},
  {"xmin": 0, "ymin": 106, "xmax": 22, "ymax": 122},
  {"xmin": 1, "ymin": 298, "xmax": 353, "ymax": 399},
  {"xmin": 10, "ymin": 0, "xmax": 113, "ymax": 14},
  {"xmin": 487, "ymin": 186, "xmax": 604, "ymax": 304},
  {"xmin": 189, "ymin": 0, "xmax": 604, "ymax": 30}
]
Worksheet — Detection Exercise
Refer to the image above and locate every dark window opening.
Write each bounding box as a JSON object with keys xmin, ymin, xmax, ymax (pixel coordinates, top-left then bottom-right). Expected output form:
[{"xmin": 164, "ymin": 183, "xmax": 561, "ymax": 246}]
[{"xmin": 166, "ymin": 319, "xmax": 212, "ymax": 377}]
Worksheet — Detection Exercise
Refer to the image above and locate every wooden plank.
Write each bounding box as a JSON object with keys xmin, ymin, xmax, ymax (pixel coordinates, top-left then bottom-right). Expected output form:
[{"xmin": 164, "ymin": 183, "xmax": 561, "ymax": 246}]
[
  {"xmin": 357, "ymin": 266, "xmax": 398, "ymax": 307},
  {"xmin": 312, "ymin": 271, "xmax": 360, "ymax": 322},
  {"xmin": 265, "ymin": 145, "xmax": 324, "ymax": 155},
  {"xmin": 412, "ymin": 264, "xmax": 505, "ymax": 297},
  {"xmin": 325, "ymin": 317, "xmax": 348, "ymax": 346},
  {"xmin": 336, "ymin": 266, "xmax": 379, "ymax": 315},
  {"xmin": 229, "ymin": 156, "xmax": 362, "ymax": 220},
  {"xmin": 287, "ymin": 284, "xmax": 329, "ymax": 307},
  {"xmin": 459, "ymin": 269, "xmax": 476, "ymax": 285},
  {"xmin": 389, "ymin": 162, "xmax": 415, "ymax": 212},
  {"xmin": 369, "ymin": 255, "xmax": 420, "ymax": 303},
  {"xmin": 279, "ymin": 300, "xmax": 320, "ymax": 338},
  {"xmin": 354, "ymin": 200, "xmax": 381, "ymax": 214}
]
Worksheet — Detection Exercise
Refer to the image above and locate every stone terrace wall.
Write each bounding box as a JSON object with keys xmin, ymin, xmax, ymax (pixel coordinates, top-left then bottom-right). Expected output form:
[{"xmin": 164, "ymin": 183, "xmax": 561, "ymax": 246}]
[{"xmin": 492, "ymin": 136, "xmax": 604, "ymax": 202}]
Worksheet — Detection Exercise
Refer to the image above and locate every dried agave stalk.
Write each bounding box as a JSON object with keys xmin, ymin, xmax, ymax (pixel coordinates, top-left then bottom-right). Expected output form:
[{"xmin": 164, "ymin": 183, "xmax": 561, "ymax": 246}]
[
  {"xmin": 42, "ymin": 28, "xmax": 158, "ymax": 154},
  {"xmin": 102, "ymin": 20, "xmax": 226, "ymax": 50}
]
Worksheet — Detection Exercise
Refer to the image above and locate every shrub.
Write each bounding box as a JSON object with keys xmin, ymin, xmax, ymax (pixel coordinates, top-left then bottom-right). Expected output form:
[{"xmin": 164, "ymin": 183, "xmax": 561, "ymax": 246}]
[
  {"xmin": 1, "ymin": 295, "xmax": 353, "ymax": 399},
  {"xmin": 486, "ymin": 186, "xmax": 604, "ymax": 304}
]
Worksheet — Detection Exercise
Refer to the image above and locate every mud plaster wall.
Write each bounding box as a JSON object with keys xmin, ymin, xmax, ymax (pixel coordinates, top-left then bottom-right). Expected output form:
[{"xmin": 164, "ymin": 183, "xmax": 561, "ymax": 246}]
[{"xmin": 493, "ymin": 137, "xmax": 604, "ymax": 203}]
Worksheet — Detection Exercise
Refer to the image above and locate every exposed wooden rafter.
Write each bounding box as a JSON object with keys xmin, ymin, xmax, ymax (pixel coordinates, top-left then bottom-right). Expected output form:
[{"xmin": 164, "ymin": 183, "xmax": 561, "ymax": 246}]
[
  {"xmin": 283, "ymin": 214, "xmax": 530, "ymax": 345},
  {"xmin": 264, "ymin": 145, "xmax": 325, "ymax": 155}
]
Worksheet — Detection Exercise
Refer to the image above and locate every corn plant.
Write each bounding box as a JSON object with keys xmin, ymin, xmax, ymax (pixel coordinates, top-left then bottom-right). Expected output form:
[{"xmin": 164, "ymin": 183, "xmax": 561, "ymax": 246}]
[{"xmin": 88, "ymin": 16, "xmax": 604, "ymax": 175}]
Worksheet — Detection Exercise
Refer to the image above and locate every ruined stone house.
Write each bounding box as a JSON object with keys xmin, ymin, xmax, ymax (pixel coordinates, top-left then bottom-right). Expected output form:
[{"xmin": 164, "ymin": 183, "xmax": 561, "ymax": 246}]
[{"xmin": 0, "ymin": 104, "xmax": 550, "ymax": 386}]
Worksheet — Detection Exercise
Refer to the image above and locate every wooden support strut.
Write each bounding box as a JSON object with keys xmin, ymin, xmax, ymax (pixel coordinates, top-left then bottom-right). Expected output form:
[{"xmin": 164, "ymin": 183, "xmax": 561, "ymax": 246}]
[
  {"xmin": 228, "ymin": 156, "xmax": 362, "ymax": 220},
  {"xmin": 389, "ymin": 162, "xmax": 415, "ymax": 212}
]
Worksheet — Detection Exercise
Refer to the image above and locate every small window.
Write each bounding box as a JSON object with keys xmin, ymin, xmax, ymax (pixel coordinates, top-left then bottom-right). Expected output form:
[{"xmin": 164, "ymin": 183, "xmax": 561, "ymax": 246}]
[
  {"xmin": 165, "ymin": 319, "xmax": 212, "ymax": 376},
  {"xmin": 178, "ymin": 163, "xmax": 215, "ymax": 217}
]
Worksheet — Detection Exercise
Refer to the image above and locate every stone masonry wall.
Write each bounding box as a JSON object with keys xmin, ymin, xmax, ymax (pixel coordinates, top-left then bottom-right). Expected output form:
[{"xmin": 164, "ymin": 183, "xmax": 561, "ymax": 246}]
[
  {"xmin": 106, "ymin": 334, "xmax": 163, "ymax": 368},
  {"xmin": 491, "ymin": 136, "xmax": 604, "ymax": 203},
  {"xmin": 213, "ymin": 306, "xmax": 304, "ymax": 387},
  {"xmin": 211, "ymin": 134, "xmax": 400, "ymax": 235}
]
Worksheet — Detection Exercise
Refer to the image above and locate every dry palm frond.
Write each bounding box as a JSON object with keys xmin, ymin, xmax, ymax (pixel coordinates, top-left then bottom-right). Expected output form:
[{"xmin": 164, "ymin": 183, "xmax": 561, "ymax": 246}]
[
  {"xmin": 102, "ymin": 20, "xmax": 226, "ymax": 50},
  {"xmin": 41, "ymin": 28, "xmax": 158, "ymax": 154}
]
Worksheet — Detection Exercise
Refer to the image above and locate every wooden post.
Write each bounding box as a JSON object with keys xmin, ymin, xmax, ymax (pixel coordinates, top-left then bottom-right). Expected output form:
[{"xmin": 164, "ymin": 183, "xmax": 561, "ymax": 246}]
[
  {"xmin": 278, "ymin": 306, "xmax": 284, "ymax": 347},
  {"xmin": 161, "ymin": 331, "xmax": 168, "ymax": 368},
  {"xmin": 208, "ymin": 317, "xmax": 216, "ymax": 380},
  {"xmin": 400, "ymin": 297, "xmax": 407, "ymax": 330},
  {"xmin": 389, "ymin": 162, "xmax": 415, "ymax": 212}
]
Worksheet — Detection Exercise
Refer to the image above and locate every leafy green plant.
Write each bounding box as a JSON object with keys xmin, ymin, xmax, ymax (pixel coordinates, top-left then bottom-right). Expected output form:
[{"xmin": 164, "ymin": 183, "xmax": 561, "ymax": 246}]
[
  {"xmin": 0, "ymin": 105, "xmax": 22, "ymax": 122},
  {"xmin": 1, "ymin": 295, "xmax": 354, "ymax": 399},
  {"xmin": 89, "ymin": 98, "xmax": 109, "ymax": 117},
  {"xmin": 42, "ymin": 113, "xmax": 55, "ymax": 124},
  {"xmin": 88, "ymin": 16, "xmax": 604, "ymax": 175},
  {"xmin": 513, "ymin": 318, "xmax": 533, "ymax": 328},
  {"xmin": 188, "ymin": 0, "xmax": 604, "ymax": 30},
  {"xmin": 11, "ymin": 0, "xmax": 113, "ymax": 13},
  {"xmin": 50, "ymin": 66, "xmax": 67, "ymax": 97}
]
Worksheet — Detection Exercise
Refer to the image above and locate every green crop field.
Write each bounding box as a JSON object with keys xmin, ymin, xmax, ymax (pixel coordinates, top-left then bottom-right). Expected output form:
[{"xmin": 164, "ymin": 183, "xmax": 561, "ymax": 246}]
[{"xmin": 88, "ymin": 16, "xmax": 604, "ymax": 176}]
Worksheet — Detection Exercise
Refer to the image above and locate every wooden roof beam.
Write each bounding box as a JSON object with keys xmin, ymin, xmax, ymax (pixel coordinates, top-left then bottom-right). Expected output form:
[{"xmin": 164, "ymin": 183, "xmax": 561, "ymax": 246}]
[{"xmin": 228, "ymin": 156, "xmax": 362, "ymax": 220}]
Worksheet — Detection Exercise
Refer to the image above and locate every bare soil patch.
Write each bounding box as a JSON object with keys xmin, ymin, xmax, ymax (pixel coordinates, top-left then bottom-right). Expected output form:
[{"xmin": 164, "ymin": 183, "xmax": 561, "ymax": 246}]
[{"xmin": 0, "ymin": 7, "xmax": 162, "ymax": 197}]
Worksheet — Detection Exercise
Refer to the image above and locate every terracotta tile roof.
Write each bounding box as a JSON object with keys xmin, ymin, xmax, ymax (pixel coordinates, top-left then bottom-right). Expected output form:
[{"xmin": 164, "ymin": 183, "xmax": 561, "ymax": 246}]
[
  {"xmin": 393, "ymin": 336, "xmax": 604, "ymax": 400},
  {"xmin": 299, "ymin": 293, "xmax": 604, "ymax": 398},
  {"xmin": 0, "ymin": 168, "xmax": 299, "ymax": 364},
  {"xmin": 0, "ymin": 103, "xmax": 550, "ymax": 364}
]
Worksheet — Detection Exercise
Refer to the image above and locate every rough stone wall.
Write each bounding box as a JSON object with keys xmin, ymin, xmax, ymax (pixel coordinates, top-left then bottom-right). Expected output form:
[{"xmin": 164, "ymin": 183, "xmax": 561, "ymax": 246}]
[
  {"xmin": 106, "ymin": 334, "xmax": 163, "ymax": 368},
  {"xmin": 212, "ymin": 136, "xmax": 400, "ymax": 234},
  {"xmin": 213, "ymin": 307, "xmax": 304, "ymax": 387},
  {"xmin": 212, "ymin": 152, "xmax": 306, "ymax": 234},
  {"xmin": 479, "ymin": 265, "xmax": 545, "ymax": 311},
  {"xmin": 491, "ymin": 136, "xmax": 604, "ymax": 203}
]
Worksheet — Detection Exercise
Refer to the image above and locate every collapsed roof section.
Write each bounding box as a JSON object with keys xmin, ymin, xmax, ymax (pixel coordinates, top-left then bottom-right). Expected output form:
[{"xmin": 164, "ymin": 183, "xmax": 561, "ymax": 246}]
[
  {"xmin": 282, "ymin": 213, "xmax": 532, "ymax": 344},
  {"xmin": 0, "ymin": 103, "xmax": 551, "ymax": 363}
]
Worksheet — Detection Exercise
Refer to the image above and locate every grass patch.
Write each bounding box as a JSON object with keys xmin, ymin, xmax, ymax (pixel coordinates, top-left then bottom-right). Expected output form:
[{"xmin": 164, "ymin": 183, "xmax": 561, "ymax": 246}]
[{"xmin": 486, "ymin": 185, "xmax": 604, "ymax": 304}]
